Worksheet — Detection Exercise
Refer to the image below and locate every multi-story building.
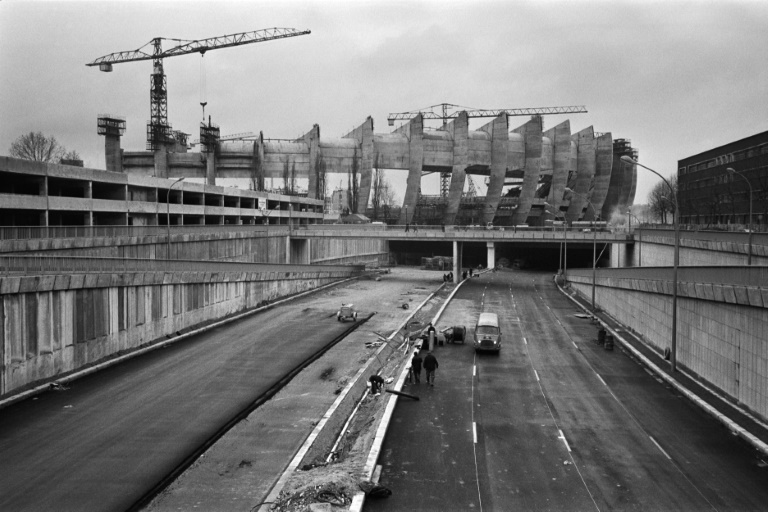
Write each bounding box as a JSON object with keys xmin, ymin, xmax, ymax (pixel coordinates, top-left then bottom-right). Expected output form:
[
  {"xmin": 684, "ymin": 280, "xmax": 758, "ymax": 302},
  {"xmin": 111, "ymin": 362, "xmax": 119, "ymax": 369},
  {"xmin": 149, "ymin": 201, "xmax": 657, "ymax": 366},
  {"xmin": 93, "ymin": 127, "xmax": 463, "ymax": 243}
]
[{"xmin": 678, "ymin": 131, "xmax": 768, "ymax": 227}]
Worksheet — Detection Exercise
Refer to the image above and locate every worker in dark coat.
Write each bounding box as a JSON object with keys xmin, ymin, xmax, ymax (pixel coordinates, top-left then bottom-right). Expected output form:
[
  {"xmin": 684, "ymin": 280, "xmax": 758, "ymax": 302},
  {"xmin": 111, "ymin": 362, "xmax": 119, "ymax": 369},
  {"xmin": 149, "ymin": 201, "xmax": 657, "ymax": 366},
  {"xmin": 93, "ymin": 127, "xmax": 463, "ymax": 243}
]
[
  {"xmin": 423, "ymin": 351, "xmax": 439, "ymax": 386},
  {"xmin": 411, "ymin": 352, "xmax": 423, "ymax": 383},
  {"xmin": 369, "ymin": 374, "xmax": 385, "ymax": 395}
]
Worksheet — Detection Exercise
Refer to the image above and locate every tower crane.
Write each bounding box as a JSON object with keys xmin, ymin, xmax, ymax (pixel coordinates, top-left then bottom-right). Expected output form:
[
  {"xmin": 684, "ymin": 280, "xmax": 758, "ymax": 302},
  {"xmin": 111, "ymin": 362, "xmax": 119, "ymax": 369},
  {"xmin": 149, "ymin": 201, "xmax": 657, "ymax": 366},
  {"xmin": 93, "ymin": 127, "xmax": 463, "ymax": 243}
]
[
  {"xmin": 387, "ymin": 103, "xmax": 588, "ymax": 126},
  {"xmin": 87, "ymin": 27, "xmax": 311, "ymax": 151},
  {"xmin": 388, "ymin": 103, "xmax": 588, "ymax": 197}
]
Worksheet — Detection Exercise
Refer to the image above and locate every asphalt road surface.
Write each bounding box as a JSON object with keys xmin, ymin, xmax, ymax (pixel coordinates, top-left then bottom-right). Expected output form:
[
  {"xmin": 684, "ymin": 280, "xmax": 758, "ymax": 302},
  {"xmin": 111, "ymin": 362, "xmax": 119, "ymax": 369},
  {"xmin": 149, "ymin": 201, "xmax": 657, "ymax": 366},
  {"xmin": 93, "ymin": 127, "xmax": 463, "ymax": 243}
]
[
  {"xmin": 0, "ymin": 299, "xmax": 355, "ymax": 511},
  {"xmin": 366, "ymin": 269, "xmax": 768, "ymax": 511}
]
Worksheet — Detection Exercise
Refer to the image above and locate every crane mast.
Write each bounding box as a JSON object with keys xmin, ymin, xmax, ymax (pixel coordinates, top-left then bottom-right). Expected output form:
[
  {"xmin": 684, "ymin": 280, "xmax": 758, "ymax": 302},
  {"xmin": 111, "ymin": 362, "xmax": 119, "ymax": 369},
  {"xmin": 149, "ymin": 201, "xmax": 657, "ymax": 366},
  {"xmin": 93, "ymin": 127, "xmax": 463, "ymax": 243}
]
[{"xmin": 87, "ymin": 28, "xmax": 311, "ymax": 151}]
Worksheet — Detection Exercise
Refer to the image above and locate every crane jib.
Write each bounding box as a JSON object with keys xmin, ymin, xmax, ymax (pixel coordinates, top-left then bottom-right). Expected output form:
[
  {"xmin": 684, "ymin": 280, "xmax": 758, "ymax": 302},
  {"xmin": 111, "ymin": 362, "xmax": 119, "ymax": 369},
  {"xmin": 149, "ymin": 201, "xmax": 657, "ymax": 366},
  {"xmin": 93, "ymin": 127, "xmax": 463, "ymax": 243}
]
[{"xmin": 86, "ymin": 28, "xmax": 311, "ymax": 66}]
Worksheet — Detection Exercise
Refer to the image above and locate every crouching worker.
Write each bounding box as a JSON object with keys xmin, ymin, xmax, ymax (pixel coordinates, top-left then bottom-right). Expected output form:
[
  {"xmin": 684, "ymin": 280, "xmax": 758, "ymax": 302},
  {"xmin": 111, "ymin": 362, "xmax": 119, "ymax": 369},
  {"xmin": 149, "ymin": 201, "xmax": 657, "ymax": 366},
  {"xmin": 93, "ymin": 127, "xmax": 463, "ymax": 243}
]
[{"xmin": 369, "ymin": 374, "xmax": 385, "ymax": 395}]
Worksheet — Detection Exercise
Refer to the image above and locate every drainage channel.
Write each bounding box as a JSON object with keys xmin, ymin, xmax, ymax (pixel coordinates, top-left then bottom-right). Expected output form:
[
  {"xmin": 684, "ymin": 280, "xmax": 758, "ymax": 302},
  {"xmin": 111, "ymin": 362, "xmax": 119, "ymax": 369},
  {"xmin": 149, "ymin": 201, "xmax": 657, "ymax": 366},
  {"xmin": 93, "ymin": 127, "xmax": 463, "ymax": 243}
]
[{"xmin": 128, "ymin": 313, "xmax": 374, "ymax": 512}]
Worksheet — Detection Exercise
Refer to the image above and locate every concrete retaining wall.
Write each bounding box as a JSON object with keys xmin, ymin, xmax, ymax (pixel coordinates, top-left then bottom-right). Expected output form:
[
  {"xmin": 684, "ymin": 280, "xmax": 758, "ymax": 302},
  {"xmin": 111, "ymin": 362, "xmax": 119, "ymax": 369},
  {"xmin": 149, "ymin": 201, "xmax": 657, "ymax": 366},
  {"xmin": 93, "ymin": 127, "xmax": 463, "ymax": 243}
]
[
  {"xmin": 615, "ymin": 228, "xmax": 768, "ymax": 267},
  {"xmin": 568, "ymin": 267, "xmax": 768, "ymax": 421},
  {"xmin": 0, "ymin": 268, "xmax": 358, "ymax": 398}
]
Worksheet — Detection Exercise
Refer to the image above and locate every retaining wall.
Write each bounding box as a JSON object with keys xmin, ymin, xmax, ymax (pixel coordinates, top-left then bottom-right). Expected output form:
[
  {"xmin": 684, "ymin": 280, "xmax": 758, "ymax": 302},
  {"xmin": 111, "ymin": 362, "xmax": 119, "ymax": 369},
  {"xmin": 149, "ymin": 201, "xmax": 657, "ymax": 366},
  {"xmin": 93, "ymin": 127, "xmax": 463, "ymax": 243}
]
[
  {"xmin": 567, "ymin": 266, "xmax": 768, "ymax": 422},
  {"xmin": 0, "ymin": 267, "xmax": 359, "ymax": 398}
]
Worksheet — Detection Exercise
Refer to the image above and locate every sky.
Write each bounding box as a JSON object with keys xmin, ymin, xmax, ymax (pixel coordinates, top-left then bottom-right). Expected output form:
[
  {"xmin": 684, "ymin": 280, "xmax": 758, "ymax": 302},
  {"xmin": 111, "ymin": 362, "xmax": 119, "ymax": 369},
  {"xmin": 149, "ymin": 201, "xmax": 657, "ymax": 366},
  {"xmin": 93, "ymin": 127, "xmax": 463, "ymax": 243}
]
[{"xmin": 1, "ymin": 0, "xmax": 767, "ymax": 205}]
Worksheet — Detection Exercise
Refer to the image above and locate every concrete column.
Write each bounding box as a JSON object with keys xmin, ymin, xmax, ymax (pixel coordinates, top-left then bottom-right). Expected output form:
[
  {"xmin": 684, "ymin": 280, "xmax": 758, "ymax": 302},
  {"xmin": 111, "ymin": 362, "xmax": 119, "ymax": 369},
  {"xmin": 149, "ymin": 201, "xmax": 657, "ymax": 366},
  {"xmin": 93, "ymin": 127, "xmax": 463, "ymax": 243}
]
[
  {"xmin": 566, "ymin": 127, "xmax": 596, "ymax": 222},
  {"xmin": 154, "ymin": 148, "xmax": 168, "ymax": 179},
  {"xmin": 344, "ymin": 117, "xmax": 374, "ymax": 214},
  {"xmin": 398, "ymin": 114, "xmax": 424, "ymax": 225},
  {"xmin": 486, "ymin": 242, "xmax": 496, "ymax": 269},
  {"xmin": 480, "ymin": 113, "xmax": 509, "ymax": 225},
  {"xmin": 303, "ymin": 125, "xmax": 320, "ymax": 198},
  {"xmin": 286, "ymin": 235, "xmax": 291, "ymax": 264},
  {"xmin": 105, "ymin": 135, "xmax": 123, "ymax": 173},
  {"xmin": 452, "ymin": 240, "xmax": 463, "ymax": 284},
  {"xmin": 445, "ymin": 112, "xmax": 469, "ymax": 225},
  {"xmin": 584, "ymin": 132, "xmax": 613, "ymax": 221},
  {"xmin": 206, "ymin": 152, "xmax": 216, "ymax": 186},
  {"xmin": 543, "ymin": 120, "xmax": 572, "ymax": 221},
  {"xmin": 512, "ymin": 115, "xmax": 543, "ymax": 225}
]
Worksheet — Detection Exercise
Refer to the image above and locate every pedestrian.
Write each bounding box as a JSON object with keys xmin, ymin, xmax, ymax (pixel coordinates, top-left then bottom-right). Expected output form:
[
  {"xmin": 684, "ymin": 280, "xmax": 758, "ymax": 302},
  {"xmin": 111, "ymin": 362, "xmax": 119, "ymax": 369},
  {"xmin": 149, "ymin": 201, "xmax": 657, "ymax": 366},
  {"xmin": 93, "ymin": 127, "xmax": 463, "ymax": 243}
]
[
  {"xmin": 411, "ymin": 352, "xmax": 423, "ymax": 383},
  {"xmin": 441, "ymin": 222, "xmax": 445, "ymax": 232},
  {"xmin": 369, "ymin": 374, "xmax": 385, "ymax": 395},
  {"xmin": 469, "ymin": 268, "xmax": 473, "ymax": 277},
  {"xmin": 412, "ymin": 223, "xmax": 418, "ymax": 233},
  {"xmin": 462, "ymin": 270, "xmax": 467, "ymax": 280},
  {"xmin": 405, "ymin": 222, "xmax": 410, "ymax": 233},
  {"xmin": 424, "ymin": 351, "xmax": 439, "ymax": 386},
  {"xmin": 448, "ymin": 271, "xmax": 453, "ymax": 281}
]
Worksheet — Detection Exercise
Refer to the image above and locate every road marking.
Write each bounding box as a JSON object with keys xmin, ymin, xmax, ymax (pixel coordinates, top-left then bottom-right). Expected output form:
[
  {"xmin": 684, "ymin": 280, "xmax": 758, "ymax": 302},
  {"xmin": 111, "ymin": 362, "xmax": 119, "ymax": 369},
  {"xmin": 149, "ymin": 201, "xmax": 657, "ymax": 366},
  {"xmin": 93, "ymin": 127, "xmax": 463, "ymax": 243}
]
[
  {"xmin": 473, "ymin": 422, "xmax": 478, "ymax": 444},
  {"xmin": 534, "ymin": 369, "xmax": 540, "ymax": 382},
  {"xmin": 572, "ymin": 341, "xmax": 578, "ymax": 349},
  {"xmin": 523, "ymin": 337, "xmax": 527, "ymax": 345},
  {"xmin": 558, "ymin": 429, "xmax": 572, "ymax": 452},
  {"xmin": 473, "ymin": 365, "xmax": 476, "ymax": 377},
  {"xmin": 649, "ymin": 435, "xmax": 672, "ymax": 460},
  {"xmin": 596, "ymin": 374, "xmax": 607, "ymax": 386}
]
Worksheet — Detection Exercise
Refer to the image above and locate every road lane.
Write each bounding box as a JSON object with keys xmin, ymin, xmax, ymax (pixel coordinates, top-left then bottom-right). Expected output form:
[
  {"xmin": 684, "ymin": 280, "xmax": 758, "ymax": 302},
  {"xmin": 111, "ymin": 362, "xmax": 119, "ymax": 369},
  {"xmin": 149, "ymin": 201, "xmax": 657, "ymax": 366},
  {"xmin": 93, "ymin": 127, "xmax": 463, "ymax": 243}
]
[
  {"xmin": 367, "ymin": 270, "xmax": 768, "ymax": 511},
  {"xmin": 0, "ymin": 302, "xmax": 355, "ymax": 511}
]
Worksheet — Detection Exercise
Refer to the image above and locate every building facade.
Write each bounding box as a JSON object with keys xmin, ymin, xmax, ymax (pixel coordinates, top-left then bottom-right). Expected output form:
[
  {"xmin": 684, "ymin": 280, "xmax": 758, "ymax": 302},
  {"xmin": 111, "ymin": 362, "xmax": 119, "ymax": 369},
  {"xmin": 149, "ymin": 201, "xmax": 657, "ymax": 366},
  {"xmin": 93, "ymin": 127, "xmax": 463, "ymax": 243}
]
[{"xmin": 678, "ymin": 131, "xmax": 768, "ymax": 228}]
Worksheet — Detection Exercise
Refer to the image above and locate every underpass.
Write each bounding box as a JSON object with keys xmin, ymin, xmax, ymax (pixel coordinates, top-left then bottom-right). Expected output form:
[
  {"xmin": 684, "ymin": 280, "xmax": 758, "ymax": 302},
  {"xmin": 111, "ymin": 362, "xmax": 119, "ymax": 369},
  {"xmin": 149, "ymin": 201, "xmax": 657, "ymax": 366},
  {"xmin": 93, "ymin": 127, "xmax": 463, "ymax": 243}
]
[{"xmin": 366, "ymin": 270, "xmax": 768, "ymax": 511}]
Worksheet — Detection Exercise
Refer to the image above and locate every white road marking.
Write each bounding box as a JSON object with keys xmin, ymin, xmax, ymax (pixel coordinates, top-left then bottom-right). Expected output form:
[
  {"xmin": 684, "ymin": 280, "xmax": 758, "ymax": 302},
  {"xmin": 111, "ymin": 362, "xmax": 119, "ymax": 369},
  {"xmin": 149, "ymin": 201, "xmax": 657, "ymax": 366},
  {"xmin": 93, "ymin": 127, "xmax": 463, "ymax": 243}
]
[
  {"xmin": 473, "ymin": 422, "xmax": 478, "ymax": 444},
  {"xmin": 572, "ymin": 341, "xmax": 579, "ymax": 349},
  {"xmin": 523, "ymin": 337, "xmax": 527, "ymax": 345},
  {"xmin": 596, "ymin": 374, "xmax": 607, "ymax": 386},
  {"xmin": 649, "ymin": 436, "xmax": 672, "ymax": 460},
  {"xmin": 534, "ymin": 369, "xmax": 540, "ymax": 382},
  {"xmin": 473, "ymin": 365, "xmax": 476, "ymax": 377},
  {"xmin": 558, "ymin": 429, "xmax": 572, "ymax": 452}
]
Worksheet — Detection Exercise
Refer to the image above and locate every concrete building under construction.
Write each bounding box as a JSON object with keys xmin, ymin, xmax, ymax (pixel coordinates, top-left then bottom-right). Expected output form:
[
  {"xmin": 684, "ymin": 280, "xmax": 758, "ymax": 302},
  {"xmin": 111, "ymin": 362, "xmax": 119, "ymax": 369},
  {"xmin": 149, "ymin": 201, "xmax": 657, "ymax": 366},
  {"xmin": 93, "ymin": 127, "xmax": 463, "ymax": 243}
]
[{"xmin": 99, "ymin": 111, "xmax": 638, "ymax": 226}]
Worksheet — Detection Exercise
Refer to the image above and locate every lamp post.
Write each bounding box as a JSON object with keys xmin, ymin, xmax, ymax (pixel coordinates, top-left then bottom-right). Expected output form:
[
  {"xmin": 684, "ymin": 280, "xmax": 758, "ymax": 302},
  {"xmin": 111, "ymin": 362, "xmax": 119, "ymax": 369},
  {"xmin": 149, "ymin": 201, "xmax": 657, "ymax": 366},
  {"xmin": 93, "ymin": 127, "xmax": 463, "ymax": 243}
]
[
  {"xmin": 726, "ymin": 167, "xmax": 753, "ymax": 265},
  {"xmin": 166, "ymin": 177, "xmax": 185, "ymax": 260},
  {"xmin": 565, "ymin": 187, "xmax": 599, "ymax": 311},
  {"xmin": 622, "ymin": 155, "xmax": 679, "ymax": 372},
  {"xmin": 544, "ymin": 202, "xmax": 567, "ymax": 279},
  {"xmin": 627, "ymin": 210, "xmax": 642, "ymax": 266}
]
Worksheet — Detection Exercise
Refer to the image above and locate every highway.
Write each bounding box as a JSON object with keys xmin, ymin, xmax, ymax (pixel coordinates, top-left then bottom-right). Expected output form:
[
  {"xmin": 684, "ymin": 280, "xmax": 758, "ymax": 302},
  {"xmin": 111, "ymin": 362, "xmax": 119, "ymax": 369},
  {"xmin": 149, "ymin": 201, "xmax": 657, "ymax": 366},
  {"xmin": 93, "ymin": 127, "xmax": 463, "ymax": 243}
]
[
  {"xmin": 0, "ymin": 298, "xmax": 358, "ymax": 512},
  {"xmin": 366, "ymin": 270, "xmax": 768, "ymax": 511}
]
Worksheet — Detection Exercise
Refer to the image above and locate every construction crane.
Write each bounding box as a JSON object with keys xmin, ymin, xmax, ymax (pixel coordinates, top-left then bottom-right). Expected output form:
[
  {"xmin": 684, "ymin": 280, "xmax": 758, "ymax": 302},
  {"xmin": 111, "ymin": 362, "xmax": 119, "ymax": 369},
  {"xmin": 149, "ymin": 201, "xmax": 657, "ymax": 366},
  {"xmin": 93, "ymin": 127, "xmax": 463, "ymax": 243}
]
[
  {"xmin": 387, "ymin": 103, "xmax": 588, "ymax": 126},
  {"xmin": 87, "ymin": 27, "xmax": 311, "ymax": 151},
  {"xmin": 388, "ymin": 103, "xmax": 588, "ymax": 197}
]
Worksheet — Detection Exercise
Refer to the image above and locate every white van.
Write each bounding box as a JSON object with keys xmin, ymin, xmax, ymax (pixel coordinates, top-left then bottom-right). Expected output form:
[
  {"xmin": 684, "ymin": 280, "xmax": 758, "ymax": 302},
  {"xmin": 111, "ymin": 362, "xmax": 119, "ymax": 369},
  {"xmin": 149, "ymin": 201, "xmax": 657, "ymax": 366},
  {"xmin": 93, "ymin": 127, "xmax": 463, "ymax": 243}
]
[{"xmin": 474, "ymin": 312, "xmax": 501, "ymax": 352}]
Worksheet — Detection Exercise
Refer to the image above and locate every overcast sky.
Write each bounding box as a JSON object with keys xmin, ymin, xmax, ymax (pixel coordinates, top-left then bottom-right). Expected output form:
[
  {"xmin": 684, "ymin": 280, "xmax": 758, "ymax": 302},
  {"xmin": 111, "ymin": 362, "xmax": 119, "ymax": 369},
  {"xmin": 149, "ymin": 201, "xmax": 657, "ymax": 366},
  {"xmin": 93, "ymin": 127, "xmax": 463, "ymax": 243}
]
[{"xmin": 1, "ymin": 0, "xmax": 767, "ymax": 203}]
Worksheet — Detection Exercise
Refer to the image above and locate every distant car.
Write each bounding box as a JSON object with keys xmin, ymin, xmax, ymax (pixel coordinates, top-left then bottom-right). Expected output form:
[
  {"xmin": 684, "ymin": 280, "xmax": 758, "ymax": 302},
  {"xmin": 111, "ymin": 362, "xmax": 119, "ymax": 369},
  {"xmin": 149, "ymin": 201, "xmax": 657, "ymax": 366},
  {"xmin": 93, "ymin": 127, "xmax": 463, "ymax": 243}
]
[{"xmin": 337, "ymin": 303, "xmax": 358, "ymax": 322}]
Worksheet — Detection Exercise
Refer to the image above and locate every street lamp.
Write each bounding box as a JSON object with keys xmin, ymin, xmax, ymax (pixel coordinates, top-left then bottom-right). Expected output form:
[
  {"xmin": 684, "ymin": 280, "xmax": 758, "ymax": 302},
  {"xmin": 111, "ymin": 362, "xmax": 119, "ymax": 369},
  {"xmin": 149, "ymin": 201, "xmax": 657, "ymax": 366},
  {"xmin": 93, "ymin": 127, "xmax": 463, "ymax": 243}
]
[
  {"xmin": 726, "ymin": 167, "xmax": 753, "ymax": 265},
  {"xmin": 565, "ymin": 187, "xmax": 599, "ymax": 311},
  {"xmin": 544, "ymin": 202, "xmax": 567, "ymax": 279},
  {"xmin": 621, "ymin": 155, "xmax": 679, "ymax": 372},
  {"xmin": 167, "ymin": 177, "xmax": 185, "ymax": 260},
  {"xmin": 627, "ymin": 209, "xmax": 642, "ymax": 266}
]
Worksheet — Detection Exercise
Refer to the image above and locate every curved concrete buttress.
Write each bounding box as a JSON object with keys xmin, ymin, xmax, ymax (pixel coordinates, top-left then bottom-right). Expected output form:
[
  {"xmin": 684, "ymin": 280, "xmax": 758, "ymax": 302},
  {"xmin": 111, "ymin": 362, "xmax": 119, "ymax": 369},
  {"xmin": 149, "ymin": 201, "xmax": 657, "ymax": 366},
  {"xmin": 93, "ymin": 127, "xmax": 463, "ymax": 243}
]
[
  {"xmin": 343, "ymin": 117, "xmax": 374, "ymax": 214},
  {"xmin": 566, "ymin": 126, "xmax": 596, "ymax": 222},
  {"xmin": 540, "ymin": 137, "xmax": 553, "ymax": 173},
  {"xmin": 543, "ymin": 120, "xmax": 572, "ymax": 221},
  {"xmin": 506, "ymin": 132, "xmax": 525, "ymax": 171},
  {"xmin": 399, "ymin": 114, "xmax": 424, "ymax": 225},
  {"xmin": 302, "ymin": 125, "xmax": 321, "ymax": 198},
  {"xmin": 583, "ymin": 132, "xmax": 613, "ymax": 221},
  {"xmin": 445, "ymin": 111, "xmax": 469, "ymax": 225},
  {"xmin": 481, "ymin": 113, "xmax": 509, "ymax": 225},
  {"xmin": 511, "ymin": 115, "xmax": 543, "ymax": 225}
]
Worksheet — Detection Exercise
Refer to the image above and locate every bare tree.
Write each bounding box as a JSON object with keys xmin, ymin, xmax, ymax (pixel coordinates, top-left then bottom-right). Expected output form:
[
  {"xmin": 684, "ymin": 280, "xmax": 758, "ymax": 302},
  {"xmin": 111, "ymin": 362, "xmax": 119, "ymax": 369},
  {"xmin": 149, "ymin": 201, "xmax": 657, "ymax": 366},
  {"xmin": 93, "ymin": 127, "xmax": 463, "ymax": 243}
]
[
  {"xmin": 10, "ymin": 132, "xmax": 66, "ymax": 162},
  {"xmin": 647, "ymin": 175, "xmax": 677, "ymax": 223},
  {"xmin": 282, "ymin": 157, "xmax": 290, "ymax": 195},
  {"xmin": 370, "ymin": 154, "xmax": 383, "ymax": 220},
  {"xmin": 348, "ymin": 148, "xmax": 359, "ymax": 213},
  {"xmin": 290, "ymin": 161, "xmax": 297, "ymax": 195}
]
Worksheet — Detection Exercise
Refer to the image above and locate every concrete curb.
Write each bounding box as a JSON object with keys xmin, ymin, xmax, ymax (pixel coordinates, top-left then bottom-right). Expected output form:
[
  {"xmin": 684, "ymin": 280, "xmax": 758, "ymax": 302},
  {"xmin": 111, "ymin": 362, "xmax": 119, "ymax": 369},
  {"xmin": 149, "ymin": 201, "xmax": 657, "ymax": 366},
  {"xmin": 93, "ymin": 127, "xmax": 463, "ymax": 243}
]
[
  {"xmin": 557, "ymin": 280, "xmax": 768, "ymax": 458},
  {"xmin": 349, "ymin": 276, "xmax": 473, "ymax": 512},
  {"xmin": 0, "ymin": 275, "xmax": 363, "ymax": 410},
  {"xmin": 258, "ymin": 283, "xmax": 447, "ymax": 512}
]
